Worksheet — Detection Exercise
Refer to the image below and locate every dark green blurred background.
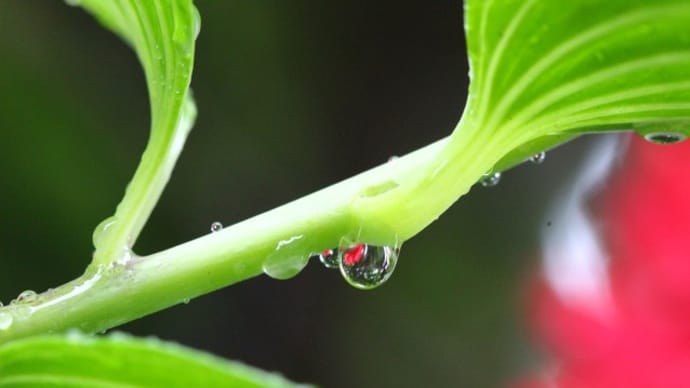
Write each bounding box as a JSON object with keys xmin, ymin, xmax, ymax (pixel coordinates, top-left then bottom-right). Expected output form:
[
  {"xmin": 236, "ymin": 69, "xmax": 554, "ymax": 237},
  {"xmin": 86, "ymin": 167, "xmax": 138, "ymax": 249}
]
[{"xmin": 0, "ymin": 1, "xmax": 592, "ymax": 386}]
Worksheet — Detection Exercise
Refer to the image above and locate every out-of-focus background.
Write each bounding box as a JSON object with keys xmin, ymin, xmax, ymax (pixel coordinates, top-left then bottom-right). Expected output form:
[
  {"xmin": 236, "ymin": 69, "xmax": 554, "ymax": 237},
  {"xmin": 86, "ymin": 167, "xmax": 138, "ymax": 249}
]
[{"xmin": 0, "ymin": 1, "xmax": 599, "ymax": 386}]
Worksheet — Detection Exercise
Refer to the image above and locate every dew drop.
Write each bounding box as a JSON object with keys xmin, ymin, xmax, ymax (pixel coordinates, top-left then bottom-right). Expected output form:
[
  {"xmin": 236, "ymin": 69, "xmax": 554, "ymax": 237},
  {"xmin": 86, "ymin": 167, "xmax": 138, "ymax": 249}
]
[
  {"xmin": 318, "ymin": 248, "xmax": 339, "ymax": 269},
  {"xmin": 643, "ymin": 132, "xmax": 687, "ymax": 145},
  {"xmin": 15, "ymin": 290, "xmax": 37, "ymax": 304},
  {"xmin": 262, "ymin": 235, "xmax": 311, "ymax": 280},
  {"xmin": 181, "ymin": 298, "xmax": 190, "ymax": 305},
  {"xmin": 0, "ymin": 312, "xmax": 12, "ymax": 330},
  {"xmin": 263, "ymin": 254, "xmax": 310, "ymax": 280},
  {"xmin": 92, "ymin": 216, "xmax": 118, "ymax": 249},
  {"xmin": 529, "ymin": 151, "xmax": 546, "ymax": 164},
  {"xmin": 339, "ymin": 244, "xmax": 399, "ymax": 290},
  {"xmin": 480, "ymin": 172, "xmax": 501, "ymax": 187},
  {"xmin": 210, "ymin": 221, "xmax": 223, "ymax": 233}
]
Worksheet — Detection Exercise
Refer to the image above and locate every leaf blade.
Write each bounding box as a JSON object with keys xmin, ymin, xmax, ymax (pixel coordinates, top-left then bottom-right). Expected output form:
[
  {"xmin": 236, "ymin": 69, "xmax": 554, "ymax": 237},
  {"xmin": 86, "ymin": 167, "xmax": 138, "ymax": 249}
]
[
  {"xmin": 66, "ymin": 0, "xmax": 200, "ymax": 263},
  {"xmin": 464, "ymin": 0, "xmax": 690, "ymax": 141},
  {"xmin": 0, "ymin": 333, "xmax": 311, "ymax": 388}
]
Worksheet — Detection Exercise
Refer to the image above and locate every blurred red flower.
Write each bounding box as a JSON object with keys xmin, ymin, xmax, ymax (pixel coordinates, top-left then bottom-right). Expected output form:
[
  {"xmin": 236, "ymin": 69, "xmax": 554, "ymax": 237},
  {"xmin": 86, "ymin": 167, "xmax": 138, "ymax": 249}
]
[{"xmin": 519, "ymin": 135, "xmax": 690, "ymax": 388}]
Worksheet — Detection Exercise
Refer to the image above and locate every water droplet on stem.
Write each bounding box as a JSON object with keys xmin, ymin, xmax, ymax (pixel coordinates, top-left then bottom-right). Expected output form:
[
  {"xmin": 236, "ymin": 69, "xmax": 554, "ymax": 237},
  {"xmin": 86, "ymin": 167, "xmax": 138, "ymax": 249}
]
[
  {"xmin": 318, "ymin": 249, "xmax": 339, "ymax": 269},
  {"xmin": 263, "ymin": 235, "xmax": 311, "ymax": 280},
  {"xmin": 263, "ymin": 255, "xmax": 310, "ymax": 280},
  {"xmin": 529, "ymin": 151, "xmax": 546, "ymax": 164},
  {"xmin": 480, "ymin": 172, "xmax": 501, "ymax": 187},
  {"xmin": 210, "ymin": 221, "xmax": 223, "ymax": 233},
  {"xmin": 0, "ymin": 312, "xmax": 13, "ymax": 330},
  {"xmin": 339, "ymin": 244, "xmax": 399, "ymax": 290},
  {"xmin": 643, "ymin": 132, "xmax": 686, "ymax": 145},
  {"xmin": 92, "ymin": 216, "xmax": 118, "ymax": 249},
  {"xmin": 15, "ymin": 290, "xmax": 37, "ymax": 304}
]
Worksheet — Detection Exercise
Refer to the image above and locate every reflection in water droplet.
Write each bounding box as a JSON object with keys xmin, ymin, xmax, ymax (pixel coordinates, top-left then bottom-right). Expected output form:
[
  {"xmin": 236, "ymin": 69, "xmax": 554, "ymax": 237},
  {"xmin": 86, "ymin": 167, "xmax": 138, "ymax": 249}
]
[
  {"xmin": 529, "ymin": 151, "xmax": 546, "ymax": 164},
  {"xmin": 643, "ymin": 132, "xmax": 686, "ymax": 145},
  {"xmin": 0, "ymin": 312, "xmax": 12, "ymax": 330},
  {"xmin": 93, "ymin": 216, "xmax": 118, "ymax": 249},
  {"xmin": 16, "ymin": 290, "xmax": 37, "ymax": 304},
  {"xmin": 319, "ymin": 249, "xmax": 339, "ymax": 269},
  {"xmin": 210, "ymin": 221, "xmax": 223, "ymax": 233},
  {"xmin": 339, "ymin": 244, "xmax": 399, "ymax": 290},
  {"xmin": 480, "ymin": 172, "xmax": 501, "ymax": 187}
]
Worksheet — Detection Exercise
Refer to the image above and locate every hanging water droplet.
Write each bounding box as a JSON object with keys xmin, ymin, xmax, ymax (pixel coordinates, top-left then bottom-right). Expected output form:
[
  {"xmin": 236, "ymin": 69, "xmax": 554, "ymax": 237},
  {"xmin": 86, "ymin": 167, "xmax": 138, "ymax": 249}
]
[
  {"xmin": 263, "ymin": 254, "xmax": 310, "ymax": 280},
  {"xmin": 643, "ymin": 132, "xmax": 686, "ymax": 145},
  {"xmin": 0, "ymin": 312, "xmax": 13, "ymax": 330},
  {"xmin": 181, "ymin": 298, "xmax": 190, "ymax": 305},
  {"xmin": 480, "ymin": 172, "xmax": 501, "ymax": 187},
  {"xmin": 529, "ymin": 151, "xmax": 546, "ymax": 164},
  {"xmin": 338, "ymin": 244, "xmax": 399, "ymax": 290},
  {"xmin": 15, "ymin": 290, "xmax": 37, "ymax": 304},
  {"xmin": 92, "ymin": 216, "xmax": 118, "ymax": 249},
  {"xmin": 210, "ymin": 221, "xmax": 223, "ymax": 233},
  {"xmin": 318, "ymin": 249, "xmax": 339, "ymax": 269},
  {"xmin": 262, "ymin": 235, "xmax": 311, "ymax": 280}
]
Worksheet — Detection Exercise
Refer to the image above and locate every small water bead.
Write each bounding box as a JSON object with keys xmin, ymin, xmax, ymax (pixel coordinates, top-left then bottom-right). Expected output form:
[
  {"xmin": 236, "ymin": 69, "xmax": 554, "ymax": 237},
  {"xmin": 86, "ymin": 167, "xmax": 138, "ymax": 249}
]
[
  {"xmin": 0, "ymin": 312, "xmax": 12, "ymax": 330},
  {"xmin": 319, "ymin": 248, "xmax": 339, "ymax": 269},
  {"xmin": 339, "ymin": 244, "xmax": 399, "ymax": 290},
  {"xmin": 643, "ymin": 132, "xmax": 687, "ymax": 145},
  {"xmin": 92, "ymin": 216, "xmax": 118, "ymax": 249},
  {"xmin": 262, "ymin": 235, "xmax": 311, "ymax": 280},
  {"xmin": 263, "ymin": 254, "xmax": 310, "ymax": 280},
  {"xmin": 210, "ymin": 221, "xmax": 223, "ymax": 233},
  {"xmin": 480, "ymin": 172, "xmax": 501, "ymax": 187},
  {"xmin": 529, "ymin": 151, "xmax": 546, "ymax": 164},
  {"xmin": 15, "ymin": 290, "xmax": 37, "ymax": 304}
]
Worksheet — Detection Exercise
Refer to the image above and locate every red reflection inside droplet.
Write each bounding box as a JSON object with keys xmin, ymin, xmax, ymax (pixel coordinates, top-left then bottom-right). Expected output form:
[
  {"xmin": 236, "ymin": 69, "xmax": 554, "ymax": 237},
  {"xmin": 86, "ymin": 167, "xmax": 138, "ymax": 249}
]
[{"xmin": 343, "ymin": 244, "xmax": 365, "ymax": 266}]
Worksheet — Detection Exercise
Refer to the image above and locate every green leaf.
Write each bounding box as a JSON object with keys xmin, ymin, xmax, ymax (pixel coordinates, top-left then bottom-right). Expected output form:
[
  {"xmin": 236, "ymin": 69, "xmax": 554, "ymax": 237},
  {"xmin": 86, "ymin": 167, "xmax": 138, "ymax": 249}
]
[
  {"xmin": 350, "ymin": 0, "xmax": 690, "ymax": 242},
  {"xmin": 0, "ymin": 332, "xmax": 311, "ymax": 388},
  {"xmin": 462, "ymin": 0, "xmax": 690, "ymax": 149},
  {"xmin": 66, "ymin": 0, "xmax": 200, "ymax": 265}
]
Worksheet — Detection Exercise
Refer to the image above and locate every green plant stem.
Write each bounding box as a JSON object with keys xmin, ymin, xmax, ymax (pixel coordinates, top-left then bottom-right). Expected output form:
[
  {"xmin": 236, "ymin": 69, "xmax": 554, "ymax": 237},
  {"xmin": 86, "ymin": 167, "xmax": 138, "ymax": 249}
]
[
  {"xmin": 0, "ymin": 107, "xmax": 552, "ymax": 342},
  {"xmin": 81, "ymin": 0, "xmax": 199, "ymax": 267},
  {"xmin": 91, "ymin": 94, "xmax": 196, "ymax": 266},
  {"xmin": 0, "ymin": 140, "xmax": 428, "ymax": 341}
]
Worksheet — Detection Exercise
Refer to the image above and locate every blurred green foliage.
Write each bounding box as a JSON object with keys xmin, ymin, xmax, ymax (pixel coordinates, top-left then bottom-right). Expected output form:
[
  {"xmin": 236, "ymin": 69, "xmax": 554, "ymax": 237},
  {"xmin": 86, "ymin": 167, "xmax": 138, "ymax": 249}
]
[
  {"xmin": 0, "ymin": 1, "xmax": 590, "ymax": 386},
  {"xmin": 0, "ymin": 333, "xmax": 309, "ymax": 387}
]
